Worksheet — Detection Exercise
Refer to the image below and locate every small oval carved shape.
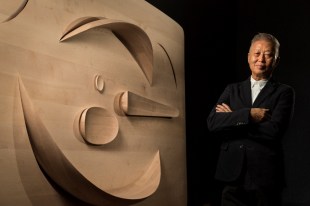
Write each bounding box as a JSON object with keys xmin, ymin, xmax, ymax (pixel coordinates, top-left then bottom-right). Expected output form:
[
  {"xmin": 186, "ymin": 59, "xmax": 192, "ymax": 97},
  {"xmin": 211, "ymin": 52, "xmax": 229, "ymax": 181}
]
[{"xmin": 94, "ymin": 74, "xmax": 105, "ymax": 92}]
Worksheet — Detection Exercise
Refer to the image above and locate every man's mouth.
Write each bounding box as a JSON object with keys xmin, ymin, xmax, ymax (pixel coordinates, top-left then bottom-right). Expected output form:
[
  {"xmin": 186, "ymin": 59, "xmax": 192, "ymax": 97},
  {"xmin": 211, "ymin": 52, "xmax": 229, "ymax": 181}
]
[{"xmin": 255, "ymin": 64, "xmax": 266, "ymax": 69}]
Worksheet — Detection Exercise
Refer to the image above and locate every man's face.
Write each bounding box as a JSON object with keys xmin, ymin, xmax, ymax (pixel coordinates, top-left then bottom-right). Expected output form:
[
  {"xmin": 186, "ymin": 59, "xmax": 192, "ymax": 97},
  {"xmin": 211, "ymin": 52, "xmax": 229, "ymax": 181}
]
[{"xmin": 248, "ymin": 40, "xmax": 278, "ymax": 80}]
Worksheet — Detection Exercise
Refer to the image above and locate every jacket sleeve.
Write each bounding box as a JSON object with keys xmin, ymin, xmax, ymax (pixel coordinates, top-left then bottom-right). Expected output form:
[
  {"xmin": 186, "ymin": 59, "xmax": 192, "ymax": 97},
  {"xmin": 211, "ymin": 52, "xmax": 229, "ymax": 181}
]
[
  {"xmin": 248, "ymin": 86, "xmax": 295, "ymax": 141},
  {"xmin": 207, "ymin": 84, "xmax": 251, "ymax": 132}
]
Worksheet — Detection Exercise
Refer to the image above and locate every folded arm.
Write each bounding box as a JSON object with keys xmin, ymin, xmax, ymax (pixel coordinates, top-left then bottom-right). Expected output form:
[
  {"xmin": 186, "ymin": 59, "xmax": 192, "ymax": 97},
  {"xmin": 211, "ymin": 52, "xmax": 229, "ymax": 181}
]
[{"xmin": 207, "ymin": 85, "xmax": 295, "ymax": 141}]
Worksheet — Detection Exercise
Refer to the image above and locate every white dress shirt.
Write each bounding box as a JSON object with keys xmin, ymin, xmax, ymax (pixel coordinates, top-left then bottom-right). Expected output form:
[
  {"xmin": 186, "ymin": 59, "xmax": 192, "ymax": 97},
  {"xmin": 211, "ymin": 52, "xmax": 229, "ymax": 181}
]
[{"xmin": 250, "ymin": 76, "xmax": 268, "ymax": 104}]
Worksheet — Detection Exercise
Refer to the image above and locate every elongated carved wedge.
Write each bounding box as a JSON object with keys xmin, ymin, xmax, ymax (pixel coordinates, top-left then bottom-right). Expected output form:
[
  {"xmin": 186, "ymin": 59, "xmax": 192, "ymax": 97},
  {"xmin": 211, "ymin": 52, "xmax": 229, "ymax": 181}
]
[
  {"xmin": 60, "ymin": 17, "xmax": 153, "ymax": 85},
  {"xmin": 79, "ymin": 107, "xmax": 119, "ymax": 145},
  {"xmin": 61, "ymin": 16, "xmax": 102, "ymax": 37},
  {"xmin": 114, "ymin": 91, "xmax": 179, "ymax": 118}
]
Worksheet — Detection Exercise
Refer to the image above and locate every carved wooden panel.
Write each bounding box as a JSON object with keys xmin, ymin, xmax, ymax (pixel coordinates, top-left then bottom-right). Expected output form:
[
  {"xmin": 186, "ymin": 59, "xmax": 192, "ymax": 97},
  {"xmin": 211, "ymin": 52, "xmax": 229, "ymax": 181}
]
[{"xmin": 0, "ymin": 0, "xmax": 185, "ymax": 205}]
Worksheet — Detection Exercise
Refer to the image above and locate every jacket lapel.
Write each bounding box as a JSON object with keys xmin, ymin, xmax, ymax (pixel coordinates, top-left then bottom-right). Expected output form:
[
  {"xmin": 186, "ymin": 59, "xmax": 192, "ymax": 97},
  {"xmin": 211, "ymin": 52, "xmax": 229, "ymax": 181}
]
[
  {"xmin": 240, "ymin": 78, "xmax": 252, "ymax": 107},
  {"xmin": 252, "ymin": 77, "xmax": 278, "ymax": 107}
]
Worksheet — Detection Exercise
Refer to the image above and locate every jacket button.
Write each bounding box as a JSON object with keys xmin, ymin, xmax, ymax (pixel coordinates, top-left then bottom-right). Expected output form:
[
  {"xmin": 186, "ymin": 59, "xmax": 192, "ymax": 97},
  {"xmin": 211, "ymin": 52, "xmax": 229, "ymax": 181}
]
[{"xmin": 239, "ymin": 144, "xmax": 244, "ymax": 149}]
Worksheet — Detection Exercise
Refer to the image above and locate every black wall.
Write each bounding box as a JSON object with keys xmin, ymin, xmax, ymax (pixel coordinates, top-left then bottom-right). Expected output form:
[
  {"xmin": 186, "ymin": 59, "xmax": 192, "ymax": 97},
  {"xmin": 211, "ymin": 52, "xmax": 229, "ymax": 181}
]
[{"xmin": 146, "ymin": 1, "xmax": 310, "ymax": 206}]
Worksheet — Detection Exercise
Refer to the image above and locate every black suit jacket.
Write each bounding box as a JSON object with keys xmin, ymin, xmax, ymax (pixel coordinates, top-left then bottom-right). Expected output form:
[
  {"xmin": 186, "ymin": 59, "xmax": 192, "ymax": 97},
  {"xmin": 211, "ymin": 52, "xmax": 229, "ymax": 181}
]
[{"xmin": 207, "ymin": 77, "xmax": 295, "ymax": 189}]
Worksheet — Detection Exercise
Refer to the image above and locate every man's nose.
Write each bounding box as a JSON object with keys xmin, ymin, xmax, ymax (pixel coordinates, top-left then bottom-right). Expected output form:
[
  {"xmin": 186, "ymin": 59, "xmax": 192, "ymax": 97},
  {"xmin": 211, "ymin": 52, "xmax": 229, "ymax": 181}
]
[{"xmin": 258, "ymin": 54, "xmax": 265, "ymax": 61}]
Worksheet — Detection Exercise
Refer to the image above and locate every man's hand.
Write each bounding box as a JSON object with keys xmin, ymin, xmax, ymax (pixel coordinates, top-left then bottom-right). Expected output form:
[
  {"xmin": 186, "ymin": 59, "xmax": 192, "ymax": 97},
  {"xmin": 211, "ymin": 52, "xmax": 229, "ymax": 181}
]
[
  {"xmin": 216, "ymin": 103, "xmax": 232, "ymax": 112},
  {"xmin": 250, "ymin": 108, "xmax": 271, "ymax": 123}
]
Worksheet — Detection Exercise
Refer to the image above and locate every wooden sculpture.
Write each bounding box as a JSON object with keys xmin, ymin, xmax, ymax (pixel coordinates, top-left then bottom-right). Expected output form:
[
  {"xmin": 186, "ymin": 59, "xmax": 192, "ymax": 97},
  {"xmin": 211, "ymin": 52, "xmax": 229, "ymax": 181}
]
[{"xmin": 0, "ymin": 0, "xmax": 185, "ymax": 206}]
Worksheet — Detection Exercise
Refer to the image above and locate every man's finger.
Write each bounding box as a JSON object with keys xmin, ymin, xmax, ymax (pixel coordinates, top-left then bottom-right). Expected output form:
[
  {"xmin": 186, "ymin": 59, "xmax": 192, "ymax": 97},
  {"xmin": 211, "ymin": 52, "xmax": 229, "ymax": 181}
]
[{"xmin": 222, "ymin": 103, "xmax": 232, "ymax": 112}]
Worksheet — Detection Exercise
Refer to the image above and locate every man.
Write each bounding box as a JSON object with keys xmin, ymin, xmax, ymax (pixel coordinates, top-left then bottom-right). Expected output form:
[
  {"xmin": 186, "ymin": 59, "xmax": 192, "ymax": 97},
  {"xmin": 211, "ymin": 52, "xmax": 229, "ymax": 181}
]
[{"xmin": 207, "ymin": 33, "xmax": 295, "ymax": 206}]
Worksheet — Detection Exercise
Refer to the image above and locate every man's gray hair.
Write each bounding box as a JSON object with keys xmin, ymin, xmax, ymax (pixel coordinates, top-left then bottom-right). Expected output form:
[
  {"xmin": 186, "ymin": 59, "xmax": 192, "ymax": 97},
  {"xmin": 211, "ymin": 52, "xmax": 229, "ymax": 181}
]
[{"xmin": 250, "ymin": 33, "xmax": 280, "ymax": 58}]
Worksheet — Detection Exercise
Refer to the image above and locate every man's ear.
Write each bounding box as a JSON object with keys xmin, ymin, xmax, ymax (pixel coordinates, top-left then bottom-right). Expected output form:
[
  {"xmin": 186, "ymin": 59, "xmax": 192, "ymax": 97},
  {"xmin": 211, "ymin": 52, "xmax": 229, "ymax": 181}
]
[{"xmin": 247, "ymin": 52, "xmax": 250, "ymax": 64}]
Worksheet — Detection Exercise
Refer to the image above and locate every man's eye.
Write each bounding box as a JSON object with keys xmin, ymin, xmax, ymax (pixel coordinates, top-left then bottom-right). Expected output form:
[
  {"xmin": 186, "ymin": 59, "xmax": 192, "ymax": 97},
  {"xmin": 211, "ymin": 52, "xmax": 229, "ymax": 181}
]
[{"xmin": 264, "ymin": 54, "xmax": 272, "ymax": 58}]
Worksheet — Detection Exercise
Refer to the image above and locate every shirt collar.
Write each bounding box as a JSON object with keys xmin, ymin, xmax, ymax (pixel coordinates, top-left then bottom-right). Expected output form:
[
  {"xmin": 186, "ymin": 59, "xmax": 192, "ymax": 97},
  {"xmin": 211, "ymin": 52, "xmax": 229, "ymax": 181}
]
[{"xmin": 250, "ymin": 76, "xmax": 268, "ymax": 88}]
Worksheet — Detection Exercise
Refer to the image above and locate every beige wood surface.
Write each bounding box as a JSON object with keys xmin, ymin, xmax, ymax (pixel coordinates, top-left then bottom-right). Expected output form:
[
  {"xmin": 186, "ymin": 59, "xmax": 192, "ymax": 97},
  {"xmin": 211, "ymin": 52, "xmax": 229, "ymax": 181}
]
[{"xmin": 0, "ymin": 0, "xmax": 186, "ymax": 205}]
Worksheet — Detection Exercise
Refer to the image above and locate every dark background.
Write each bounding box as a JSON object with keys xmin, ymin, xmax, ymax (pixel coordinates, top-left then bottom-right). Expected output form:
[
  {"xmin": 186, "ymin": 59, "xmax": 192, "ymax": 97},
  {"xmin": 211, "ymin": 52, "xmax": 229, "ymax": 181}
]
[{"xmin": 146, "ymin": 1, "xmax": 310, "ymax": 205}]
